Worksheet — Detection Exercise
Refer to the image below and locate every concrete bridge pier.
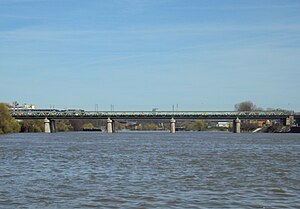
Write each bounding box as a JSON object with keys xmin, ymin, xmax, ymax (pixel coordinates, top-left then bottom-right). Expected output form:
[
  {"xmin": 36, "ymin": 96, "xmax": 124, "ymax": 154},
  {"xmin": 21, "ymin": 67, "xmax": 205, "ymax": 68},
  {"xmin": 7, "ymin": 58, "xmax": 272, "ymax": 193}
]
[
  {"xmin": 170, "ymin": 118, "xmax": 176, "ymax": 133},
  {"xmin": 283, "ymin": 116, "xmax": 295, "ymax": 126},
  {"xmin": 44, "ymin": 118, "xmax": 51, "ymax": 133},
  {"xmin": 50, "ymin": 120, "xmax": 56, "ymax": 133},
  {"xmin": 107, "ymin": 118, "xmax": 115, "ymax": 133},
  {"xmin": 233, "ymin": 118, "xmax": 241, "ymax": 133}
]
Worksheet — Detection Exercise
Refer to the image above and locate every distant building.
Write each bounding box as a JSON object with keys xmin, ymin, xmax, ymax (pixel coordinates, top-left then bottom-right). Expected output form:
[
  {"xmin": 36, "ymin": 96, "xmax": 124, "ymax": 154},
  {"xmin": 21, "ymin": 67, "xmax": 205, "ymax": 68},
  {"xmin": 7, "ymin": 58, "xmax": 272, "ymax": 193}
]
[
  {"xmin": 217, "ymin": 122, "xmax": 230, "ymax": 128},
  {"xmin": 23, "ymin": 104, "xmax": 35, "ymax": 109},
  {"xmin": 12, "ymin": 103, "xmax": 36, "ymax": 110}
]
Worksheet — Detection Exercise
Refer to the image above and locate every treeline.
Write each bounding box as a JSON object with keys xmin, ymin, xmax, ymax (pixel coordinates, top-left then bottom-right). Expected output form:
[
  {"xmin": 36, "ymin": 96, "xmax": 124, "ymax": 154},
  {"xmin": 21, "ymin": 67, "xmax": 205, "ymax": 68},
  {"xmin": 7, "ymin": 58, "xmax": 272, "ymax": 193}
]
[
  {"xmin": 19, "ymin": 120, "xmax": 73, "ymax": 133},
  {"xmin": 125, "ymin": 120, "xmax": 225, "ymax": 131},
  {"xmin": 19, "ymin": 120, "xmax": 104, "ymax": 133}
]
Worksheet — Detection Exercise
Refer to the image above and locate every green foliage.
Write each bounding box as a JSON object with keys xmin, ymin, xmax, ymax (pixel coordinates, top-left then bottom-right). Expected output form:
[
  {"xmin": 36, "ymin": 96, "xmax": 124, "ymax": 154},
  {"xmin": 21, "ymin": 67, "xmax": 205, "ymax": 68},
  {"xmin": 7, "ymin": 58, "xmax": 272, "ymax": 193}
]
[
  {"xmin": 0, "ymin": 103, "xmax": 20, "ymax": 134},
  {"xmin": 19, "ymin": 120, "xmax": 73, "ymax": 132},
  {"xmin": 20, "ymin": 120, "xmax": 44, "ymax": 132},
  {"xmin": 181, "ymin": 121, "xmax": 193, "ymax": 131},
  {"xmin": 182, "ymin": 120, "xmax": 206, "ymax": 131},
  {"xmin": 57, "ymin": 120, "xmax": 73, "ymax": 132},
  {"xmin": 193, "ymin": 121, "xmax": 207, "ymax": 131},
  {"xmin": 82, "ymin": 123, "xmax": 94, "ymax": 129},
  {"xmin": 19, "ymin": 119, "xmax": 72, "ymax": 133}
]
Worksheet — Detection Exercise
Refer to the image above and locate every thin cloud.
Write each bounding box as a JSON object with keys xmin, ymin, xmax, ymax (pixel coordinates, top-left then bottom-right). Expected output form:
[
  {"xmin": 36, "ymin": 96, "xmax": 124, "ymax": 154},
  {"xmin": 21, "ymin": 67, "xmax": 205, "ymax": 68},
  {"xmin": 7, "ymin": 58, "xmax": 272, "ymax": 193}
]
[{"xmin": 2, "ymin": 23, "xmax": 300, "ymax": 39}]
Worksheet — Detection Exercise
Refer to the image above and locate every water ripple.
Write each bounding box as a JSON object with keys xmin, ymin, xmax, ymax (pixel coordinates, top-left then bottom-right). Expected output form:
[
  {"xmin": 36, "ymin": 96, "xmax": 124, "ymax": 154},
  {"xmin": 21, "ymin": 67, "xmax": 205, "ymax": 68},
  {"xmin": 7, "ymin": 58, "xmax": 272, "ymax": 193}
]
[{"xmin": 0, "ymin": 132, "xmax": 299, "ymax": 208}]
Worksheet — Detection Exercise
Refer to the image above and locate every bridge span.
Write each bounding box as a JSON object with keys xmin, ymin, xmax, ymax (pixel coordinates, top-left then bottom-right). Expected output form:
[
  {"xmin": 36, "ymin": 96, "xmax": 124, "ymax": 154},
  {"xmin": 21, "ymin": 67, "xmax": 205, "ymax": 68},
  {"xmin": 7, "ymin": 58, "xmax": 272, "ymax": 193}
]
[{"xmin": 11, "ymin": 110, "xmax": 296, "ymax": 133}]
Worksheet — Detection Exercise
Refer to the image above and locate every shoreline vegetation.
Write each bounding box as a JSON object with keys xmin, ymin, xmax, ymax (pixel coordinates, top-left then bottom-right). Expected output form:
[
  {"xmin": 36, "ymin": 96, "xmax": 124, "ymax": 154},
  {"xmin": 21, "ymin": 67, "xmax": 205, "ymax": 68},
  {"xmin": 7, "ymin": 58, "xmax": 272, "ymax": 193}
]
[
  {"xmin": 0, "ymin": 103, "xmax": 20, "ymax": 134},
  {"xmin": 0, "ymin": 101, "xmax": 291, "ymax": 135}
]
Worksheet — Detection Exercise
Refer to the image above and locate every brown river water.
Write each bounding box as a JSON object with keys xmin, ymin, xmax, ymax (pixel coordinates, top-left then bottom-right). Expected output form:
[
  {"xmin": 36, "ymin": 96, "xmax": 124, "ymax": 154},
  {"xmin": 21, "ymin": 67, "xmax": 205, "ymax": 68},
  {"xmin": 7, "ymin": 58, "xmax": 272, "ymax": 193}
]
[{"xmin": 0, "ymin": 132, "xmax": 299, "ymax": 208}]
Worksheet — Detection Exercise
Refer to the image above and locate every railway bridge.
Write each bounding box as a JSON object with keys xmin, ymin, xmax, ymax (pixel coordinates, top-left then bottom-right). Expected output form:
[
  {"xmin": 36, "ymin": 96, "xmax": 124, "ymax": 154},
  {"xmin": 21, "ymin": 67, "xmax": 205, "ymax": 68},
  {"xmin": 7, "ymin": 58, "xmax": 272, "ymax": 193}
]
[{"xmin": 11, "ymin": 109, "xmax": 297, "ymax": 133}]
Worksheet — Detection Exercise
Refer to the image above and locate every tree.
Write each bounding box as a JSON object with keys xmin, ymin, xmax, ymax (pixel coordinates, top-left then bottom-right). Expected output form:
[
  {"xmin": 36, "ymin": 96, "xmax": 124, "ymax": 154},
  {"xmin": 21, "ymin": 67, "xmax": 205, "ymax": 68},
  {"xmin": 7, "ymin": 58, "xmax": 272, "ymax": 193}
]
[
  {"xmin": 20, "ymin": 120, "xmax": 44, "ymax": 132},
  {"xmin": 0, "ymin": 103, "xmax": 20, "ymax": 134},
  {"xmin": 114, "ymin": 121, "xmax": 125, "ymax": 130},
  {"xmin": 82, "ymin": 123, "xmax": 94, "ymax": 129},
  {"xmin": 57, "ymin": 120, "xmax": 73, "ymax": 132},
  {"xmin": 12, "ymin": 101, "xmax": 19, "ymax": 109},
  {"xmin": 234, "ymin": 101, "xmax": 264, "ymax": 132},
  {"xmin": 182, "ymin": 120, "xmax": 207, "ymax": 131},
  {"xmin": 193, "ymin": 121, "xmax": 207, "ymax": 131},
  {"xmin": 234, "ymin": 101, "xmax": 257, "ymax": 111}
]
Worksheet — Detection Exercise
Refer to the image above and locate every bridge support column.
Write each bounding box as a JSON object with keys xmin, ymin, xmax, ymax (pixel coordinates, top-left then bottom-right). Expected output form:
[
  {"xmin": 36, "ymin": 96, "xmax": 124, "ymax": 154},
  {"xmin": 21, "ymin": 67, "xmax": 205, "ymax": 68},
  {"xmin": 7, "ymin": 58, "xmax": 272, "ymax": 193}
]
[
  {"xmin": 284, "ymin": 116, "xmax": 295, "ymax": 126},
  {"xmin": 233, "ymin": 118, "xmax": 241, "ymax": 133},
  {"xmin": 44, "ymin": 118, "xmax": 51, "ymax": 133},
  {"xmin": 50, "ymin": 120, "xmax": 56, "ymax": 133},
  {"xmin": 107, "ymin": 118, "xmax": 114, "ymax": 133},
  {"xmin": 170, "ymin": 118, "xmax": 176, "ymax": 133},
  {"xmin": 112, "ymin": 120, "xmax": 116, "ymax": 133}
]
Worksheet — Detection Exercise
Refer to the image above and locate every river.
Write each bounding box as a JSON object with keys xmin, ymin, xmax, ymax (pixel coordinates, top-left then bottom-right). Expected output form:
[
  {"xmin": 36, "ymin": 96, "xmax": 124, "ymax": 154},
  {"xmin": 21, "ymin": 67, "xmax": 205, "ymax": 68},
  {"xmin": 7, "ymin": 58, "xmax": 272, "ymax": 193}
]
[{"xmin": 0, "ymin": 132, "xmax": 299, "ymax": 208}]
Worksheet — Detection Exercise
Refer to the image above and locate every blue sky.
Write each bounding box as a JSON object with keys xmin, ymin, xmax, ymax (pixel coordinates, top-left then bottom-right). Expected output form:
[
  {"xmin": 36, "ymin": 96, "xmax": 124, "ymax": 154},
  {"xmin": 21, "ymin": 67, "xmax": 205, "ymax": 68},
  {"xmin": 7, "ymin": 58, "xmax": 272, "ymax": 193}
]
[{"xmin": 0, "ymin": 0, "xmax": 300, "ymax": 111}]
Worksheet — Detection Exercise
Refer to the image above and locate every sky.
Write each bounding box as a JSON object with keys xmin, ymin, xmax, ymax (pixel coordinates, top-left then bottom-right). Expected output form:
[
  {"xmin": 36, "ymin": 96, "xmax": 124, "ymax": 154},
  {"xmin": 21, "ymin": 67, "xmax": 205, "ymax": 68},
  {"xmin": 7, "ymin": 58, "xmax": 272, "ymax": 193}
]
[{"xmin": 0, "ymin": 0, "xmax": 300, "ymax": 111}]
